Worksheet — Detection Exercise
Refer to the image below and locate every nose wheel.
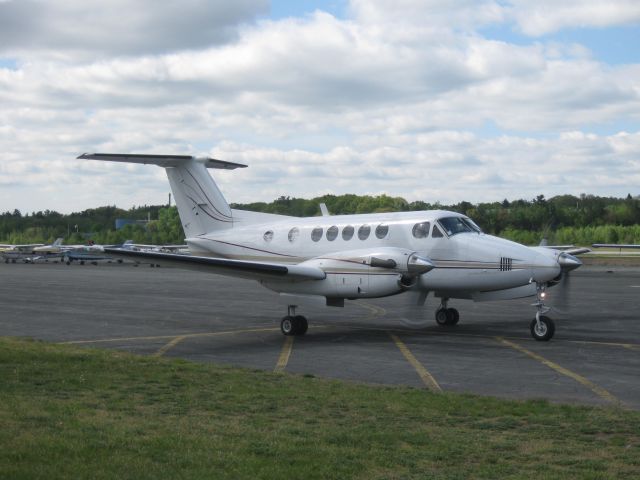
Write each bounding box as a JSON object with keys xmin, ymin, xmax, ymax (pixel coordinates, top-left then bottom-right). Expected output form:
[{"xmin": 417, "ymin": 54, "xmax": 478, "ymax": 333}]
[
  {"xmin": 530, "ymin": 284, "xmax": 555, "ymax": 341},
  {"xmin": 530, "ymin": 315, "xmax": 555, "ymax": 341},
  {"xmin": 281, "ymin": 305, "xmax": 308, "ymax": 336}
]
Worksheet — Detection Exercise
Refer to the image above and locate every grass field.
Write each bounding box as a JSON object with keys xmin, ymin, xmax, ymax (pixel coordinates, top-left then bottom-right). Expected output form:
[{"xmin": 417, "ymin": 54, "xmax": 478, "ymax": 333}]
[{"xmin": 1, "ymin": 337, "xmax": 639, "ymax": 479}]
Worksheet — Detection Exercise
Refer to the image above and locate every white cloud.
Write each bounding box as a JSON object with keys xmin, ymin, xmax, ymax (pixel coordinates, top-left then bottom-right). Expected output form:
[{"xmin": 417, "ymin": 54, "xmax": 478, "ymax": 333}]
[
  {"xmin": 508, "ymin": 0, "xmax": 640, "ymax": 36},
  {"xmin": 0, "ymin": 0, "xmax": 268, "ymax": 60},
  {"xmin": 0, "ymin": 0, "xmax": 639, "ymax": 214}
]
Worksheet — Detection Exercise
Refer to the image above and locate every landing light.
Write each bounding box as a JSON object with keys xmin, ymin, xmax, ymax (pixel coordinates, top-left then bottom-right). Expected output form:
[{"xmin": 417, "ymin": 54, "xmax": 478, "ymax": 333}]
[{"xmin": 540, "ymin": 292, "xmax": 547, "ymax": 299}]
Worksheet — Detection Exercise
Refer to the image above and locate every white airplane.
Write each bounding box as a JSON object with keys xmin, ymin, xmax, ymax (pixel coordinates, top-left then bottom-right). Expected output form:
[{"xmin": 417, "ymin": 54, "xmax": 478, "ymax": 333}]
[
  {"xmin": 2, "ymin": 239, "xmax": 69, "ymax": 263},
  {"xmin": 79, "ymin": 153, "xmax": 582, "ymax": 341},
  {"xmin": 32, "ymin": 238, "xmax": 65, "ymax": 255}
]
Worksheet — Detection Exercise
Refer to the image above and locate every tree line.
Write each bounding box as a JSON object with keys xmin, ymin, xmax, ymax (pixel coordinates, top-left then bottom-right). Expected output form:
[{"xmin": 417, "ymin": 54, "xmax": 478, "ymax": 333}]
[{"xmin": 1, "ymin": 193, "xmax": 639, "ymax": 246}]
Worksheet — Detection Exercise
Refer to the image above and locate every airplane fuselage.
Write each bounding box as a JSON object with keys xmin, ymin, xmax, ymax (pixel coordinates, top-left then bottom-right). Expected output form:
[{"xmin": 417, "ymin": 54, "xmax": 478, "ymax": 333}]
[{"xmin": 187, "ymin": 209, "xmax": 561, "ymax": 301}]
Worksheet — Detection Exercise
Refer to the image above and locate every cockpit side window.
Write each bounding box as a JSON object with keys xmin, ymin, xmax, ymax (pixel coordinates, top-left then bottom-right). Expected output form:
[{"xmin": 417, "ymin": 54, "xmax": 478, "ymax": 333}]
[{"xmin": 432, "ymin": 224, "xmax": 444, "ymax": 238}]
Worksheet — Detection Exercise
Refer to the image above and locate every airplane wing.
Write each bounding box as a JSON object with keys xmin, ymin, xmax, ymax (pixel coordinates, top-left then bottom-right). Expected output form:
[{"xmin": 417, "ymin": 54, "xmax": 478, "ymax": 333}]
[
  {"xmin": 540, "ymin": 245, "xmax": 591, "ymax": 255},
  {"xmin": 592, "ymin": 244, "xmax": 640, "ymax": 249},
  {"xmin": 103, "ymin": 248, "xmax": 326, "ymax": 281}
]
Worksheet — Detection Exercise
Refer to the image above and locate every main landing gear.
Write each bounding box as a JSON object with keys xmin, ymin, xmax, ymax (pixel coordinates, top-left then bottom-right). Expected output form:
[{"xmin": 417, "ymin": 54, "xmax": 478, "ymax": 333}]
[
  {"xmin": 530, "ymin": 283, "xmax": 555, "ymax": 341},
  {"xmin": 434, "ymin": 298, "xmax": 459, "ymax": 326},
  {"xmin": 281, "ymin": 305, "xmax": 308, "ymax": 336}
]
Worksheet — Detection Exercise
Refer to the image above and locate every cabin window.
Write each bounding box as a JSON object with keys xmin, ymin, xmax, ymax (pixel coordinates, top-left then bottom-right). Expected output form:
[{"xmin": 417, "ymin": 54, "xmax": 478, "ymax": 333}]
[
  {"xmin": 326, "ymin": 226, "xmax": 338, "ymax": 241},
  {"xmin": 263, "ymin": 230, "xmax": 274, "ymax": 242},
  {"xmin": 288, "ymin": 227, "xmax": 299, "ymax": 243},
  {"xmin": 358, "ymin": 224, "xmax": 371, "ymax": 240},
  {"xmin": 432, "ymin": 225, "xmax": 444, "ymax": 238},
  {"xmin": 342, "ymin": 225, "xmax": 354, "ymax": 240},
  {"xmin": 375, "ymin": 224, "xmax": 389, "ymax": 239},
  {"xmin": 311, "ymin": 227, "xmax": 323, "ymax": 242},
  {"xmin": 412, "ymin": 222, "xmax": 430, "ymax": 238}
]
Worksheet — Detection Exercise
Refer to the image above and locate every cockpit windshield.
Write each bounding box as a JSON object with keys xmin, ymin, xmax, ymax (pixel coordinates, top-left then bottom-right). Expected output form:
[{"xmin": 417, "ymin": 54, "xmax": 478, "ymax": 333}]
[{"xmin": 437, "ymin": 216, "xmax": 482, "ymax": 236}]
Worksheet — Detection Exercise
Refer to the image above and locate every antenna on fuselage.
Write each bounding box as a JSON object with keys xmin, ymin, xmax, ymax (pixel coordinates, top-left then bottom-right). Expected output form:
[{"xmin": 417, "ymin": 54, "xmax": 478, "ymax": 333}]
[{"xmin": 319, "ymin": 203, "xmax": 330, "ymax": 216}]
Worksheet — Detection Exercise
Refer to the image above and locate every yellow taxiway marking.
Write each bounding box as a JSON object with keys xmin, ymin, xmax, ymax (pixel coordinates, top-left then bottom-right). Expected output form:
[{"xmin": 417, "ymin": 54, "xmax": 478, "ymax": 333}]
[
  {"xmin": 356, "ymin": 301, "xmax": 388, "ymax": 320},
  {"xmin": 274, "ymin": 336, "xmax": 294, "ymax": 373},
  {"xmin": 59, "ymin": 327, "xmax": 280, "ymax": 345},
  {"xmin": 496, "ymin": 337, "xmax": 621, "ymax": 406},
  {"xmin": 320, "ymin": 322, "xmax": 640, "ymax": 351},
  {"xmin": 390, "ymin": 333, "xmax": 442, "ymax": 393},
  {"xmin": 153, "ymin": 335, "xmax": 187, "ymax": 358}
]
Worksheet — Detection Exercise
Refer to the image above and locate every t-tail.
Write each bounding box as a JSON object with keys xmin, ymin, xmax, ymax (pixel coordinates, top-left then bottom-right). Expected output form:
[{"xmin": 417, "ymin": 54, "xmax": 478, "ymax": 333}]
[{"xmin": 78, "ymin": 153, "xmax": 246, "ymax": 237}]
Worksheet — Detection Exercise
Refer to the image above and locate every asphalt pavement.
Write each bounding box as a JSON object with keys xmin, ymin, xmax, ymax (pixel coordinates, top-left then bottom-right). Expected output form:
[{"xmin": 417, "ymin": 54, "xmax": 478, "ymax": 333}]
[{"xmin": 1, "ymin": 261, "xmax": 638, "ymax": 409}]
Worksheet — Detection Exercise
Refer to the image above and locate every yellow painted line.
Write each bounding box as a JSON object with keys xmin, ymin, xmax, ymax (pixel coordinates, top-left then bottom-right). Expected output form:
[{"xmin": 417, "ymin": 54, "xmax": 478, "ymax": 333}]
[
  {"xmin": 356, "ymin": 301, "xmax": 387, "ymax": 320},
  {"xmin": 390, "ymin": 333, "xmax": 442, "ymax": 392},
  {"xmin": 319, "ymin": 322, "xmax": 640, "ymax": 351},
  {"xmin": 496, "ymin": 337, "xmax": 621, "ymax": 406},
  {"xmin": 153, "ymin": 335, "xmax": 187, "ymax": 358},
  {"xmin": 274, "ymin": 336, "xmax": 294, "ymax": 373},
  {"xmin": 59, "ymin": 326, "xmax": 280, "ymax": 345}
]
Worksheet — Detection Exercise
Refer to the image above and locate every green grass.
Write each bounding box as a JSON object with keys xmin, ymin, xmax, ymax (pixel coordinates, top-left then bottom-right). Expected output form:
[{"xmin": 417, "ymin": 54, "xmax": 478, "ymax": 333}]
[{"xmin": 1, "ymin": 337, "xmax": 639, "ymax": 479}]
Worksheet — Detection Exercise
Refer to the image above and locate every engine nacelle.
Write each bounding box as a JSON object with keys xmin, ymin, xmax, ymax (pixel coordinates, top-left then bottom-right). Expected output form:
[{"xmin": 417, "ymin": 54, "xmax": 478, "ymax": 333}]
[{"xmin": 261, "ymin": 247, "xmax": 434, "ymax": 300}]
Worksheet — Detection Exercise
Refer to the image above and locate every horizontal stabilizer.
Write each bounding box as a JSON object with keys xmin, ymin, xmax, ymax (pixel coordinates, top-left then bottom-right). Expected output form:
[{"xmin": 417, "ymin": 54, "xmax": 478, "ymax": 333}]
[{"xmin": 78, "ymin": 153, "xmax": 247, "ymax": 170}]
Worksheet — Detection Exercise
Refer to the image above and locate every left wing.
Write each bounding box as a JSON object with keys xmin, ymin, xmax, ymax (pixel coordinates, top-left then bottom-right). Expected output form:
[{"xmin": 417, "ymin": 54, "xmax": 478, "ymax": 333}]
[{"xmin": 102, "ymin": 248, "xmax": 326, "ymax": 281}]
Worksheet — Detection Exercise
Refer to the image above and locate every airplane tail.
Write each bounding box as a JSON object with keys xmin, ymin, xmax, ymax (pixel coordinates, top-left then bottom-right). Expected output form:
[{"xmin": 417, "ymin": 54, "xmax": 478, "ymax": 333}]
[
  {"xmin": 79, "ymin": 153, "xmax": 247, "ymax": 237},
  {"xmin": 52, "ymin": 238, "xmax": 63, "ymax": 246}
]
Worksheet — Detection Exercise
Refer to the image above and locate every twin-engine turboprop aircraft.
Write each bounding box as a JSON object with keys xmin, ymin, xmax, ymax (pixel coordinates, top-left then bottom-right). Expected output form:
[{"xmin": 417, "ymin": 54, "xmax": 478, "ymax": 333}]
[{"xmin": 80, "ymin": 153, "xmax": 582, "ymax": 341}]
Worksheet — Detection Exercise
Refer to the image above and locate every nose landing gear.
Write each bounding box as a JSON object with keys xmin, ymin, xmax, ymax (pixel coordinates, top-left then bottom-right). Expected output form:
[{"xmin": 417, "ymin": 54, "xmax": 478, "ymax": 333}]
[{"xmin": 530, "ymin": 284, "xmax": 555, "ymax": 341}]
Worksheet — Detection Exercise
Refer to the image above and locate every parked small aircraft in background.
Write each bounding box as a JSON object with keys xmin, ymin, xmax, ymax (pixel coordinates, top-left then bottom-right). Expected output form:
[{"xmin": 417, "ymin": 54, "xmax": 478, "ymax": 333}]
[
  {"xmin": 2, "ymin": 239, "xmax": 67, "ymax": 263},
  {"xmin": 80, "ymin": 153, "xmax": 583, "ymax": 341}
]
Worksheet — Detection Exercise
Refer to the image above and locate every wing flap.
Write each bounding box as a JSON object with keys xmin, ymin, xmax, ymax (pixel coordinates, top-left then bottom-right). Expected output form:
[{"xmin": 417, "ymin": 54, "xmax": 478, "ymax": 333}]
[{"xmin": 102, "ymin": 248, "xmax": 325, "ymax": 281}]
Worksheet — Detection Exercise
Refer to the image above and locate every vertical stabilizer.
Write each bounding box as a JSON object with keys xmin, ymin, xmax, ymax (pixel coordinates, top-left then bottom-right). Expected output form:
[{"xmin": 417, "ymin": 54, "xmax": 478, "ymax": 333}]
[
  {"xmin": 166, "ymin": 159, "xmax": 234, "ymax": 237},
  {"xmin": 78, "ymin": 153, "xmax": 247, "ymax": 237}
]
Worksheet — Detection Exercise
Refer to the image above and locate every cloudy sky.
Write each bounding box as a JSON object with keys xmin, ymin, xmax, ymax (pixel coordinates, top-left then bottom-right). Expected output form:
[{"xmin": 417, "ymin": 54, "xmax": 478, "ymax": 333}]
[{"xmin": 1, "ymin": 0, "xmax": 639, "ymax": 214}]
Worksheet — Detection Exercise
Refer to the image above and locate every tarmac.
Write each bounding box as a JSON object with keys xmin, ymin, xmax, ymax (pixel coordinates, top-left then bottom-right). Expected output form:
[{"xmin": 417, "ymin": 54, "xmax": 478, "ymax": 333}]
[{"xmin": 1, "ymin": 261, "xmax": 638, "ymax": 409}]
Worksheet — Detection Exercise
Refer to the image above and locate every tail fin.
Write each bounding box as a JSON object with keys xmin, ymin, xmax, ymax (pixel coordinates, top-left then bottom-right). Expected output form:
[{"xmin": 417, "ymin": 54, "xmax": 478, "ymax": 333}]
[
  {"xmin": 79, "ymin": 153, "xmax": 247, "ymax": 237},
  {"xmin": 52, "ymin": 238, "xmax": 63, "ymax": 246}
]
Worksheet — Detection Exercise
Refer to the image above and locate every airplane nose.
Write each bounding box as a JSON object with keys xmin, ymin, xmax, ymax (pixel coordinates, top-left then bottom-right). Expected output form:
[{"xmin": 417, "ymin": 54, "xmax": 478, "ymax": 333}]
[{"xmin": 558, "ymin": 252, "xmax": 582, "ymax": 272}]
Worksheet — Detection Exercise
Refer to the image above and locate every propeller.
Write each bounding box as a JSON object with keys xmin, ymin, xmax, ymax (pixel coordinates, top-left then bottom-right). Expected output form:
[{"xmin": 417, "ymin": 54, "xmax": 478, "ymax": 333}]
[{"xmin": 549, "ymin": 252, "xmax": 582, "ymax": 316}]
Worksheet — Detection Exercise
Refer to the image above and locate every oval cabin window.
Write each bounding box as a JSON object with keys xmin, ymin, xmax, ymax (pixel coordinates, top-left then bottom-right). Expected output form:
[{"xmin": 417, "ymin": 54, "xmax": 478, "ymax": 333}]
[
  {"xmin": 263, "ymin": 230, "xmax": 274, "ymax": 242},
  {"xmin": 311, "ymin": 227, "xmax": 323, "ymax": 242},
  {"xmin": 375, "ymin": 224, "xmax": 389, "ymax": 239},
  {"xmin": 358, "ymin": 225, "xmax": 371, "ymax": 240},
  {"xmin": 342, "ymin": 225, "xmax": 354, "ymax": 241},
  {"xmin": 288, "ymin": 227, "xmax": 299, "ymax": 242},
  {"xmin": 326, "ymin": 226, "xmax": 338, "ymax": 241}
]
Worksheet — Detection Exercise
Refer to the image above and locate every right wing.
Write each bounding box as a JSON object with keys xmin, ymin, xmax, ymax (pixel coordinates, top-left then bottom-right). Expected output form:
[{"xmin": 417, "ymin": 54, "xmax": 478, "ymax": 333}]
[{"xmin": 103, "ymin": 248, "xmax": 326, "ymax": 281}]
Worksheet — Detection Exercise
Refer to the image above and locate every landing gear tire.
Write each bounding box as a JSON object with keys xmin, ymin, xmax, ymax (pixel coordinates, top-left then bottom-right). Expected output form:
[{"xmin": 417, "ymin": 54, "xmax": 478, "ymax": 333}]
[
  {"xmin": 530, "ymin": 316, "xmax": 555, "ymax": 341},
  {"xmin": 293, "ymin": 315, "xmax": 308, "ymax": 335},
  {"xmin": 446, "ymin": 308, "xmax": 459, "ymax": 325},
  {"xmin": 281, "ymin": 316, "xmax": 295, "ymax": 335},
  {"xmin": 435, "ymin": 308, "xmax": 459, "ymax": 326},
  {"xmin": 435, "ymin": 308, "xmax": 449, "ymax": 325},
  {"xmin": 281, "ymin": 315, "xmax": 308, "ymax": 336}
]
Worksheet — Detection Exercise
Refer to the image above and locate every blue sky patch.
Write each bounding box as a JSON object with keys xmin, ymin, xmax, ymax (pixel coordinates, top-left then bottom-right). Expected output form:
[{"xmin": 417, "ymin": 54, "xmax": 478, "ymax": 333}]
[
  {"xmin": 269, "ymin": 0, "xmax": 346, "ymax": 20},
  {"xmin": 0, "ymin": 58, "xmax": 18, "ymax": 70}
]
